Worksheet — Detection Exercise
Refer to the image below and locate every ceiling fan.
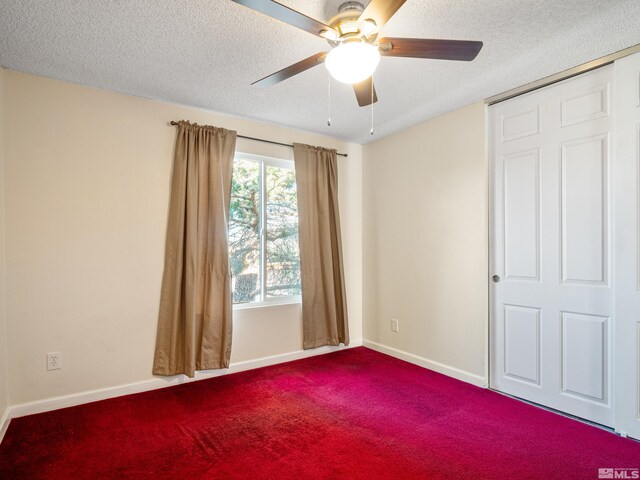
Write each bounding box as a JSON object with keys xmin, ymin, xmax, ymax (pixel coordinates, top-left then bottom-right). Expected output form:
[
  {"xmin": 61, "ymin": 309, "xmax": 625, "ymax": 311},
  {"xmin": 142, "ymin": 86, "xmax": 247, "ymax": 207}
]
[{"xmin": 231, "ymin": 0, "xmax": 483, "ymax": 107}]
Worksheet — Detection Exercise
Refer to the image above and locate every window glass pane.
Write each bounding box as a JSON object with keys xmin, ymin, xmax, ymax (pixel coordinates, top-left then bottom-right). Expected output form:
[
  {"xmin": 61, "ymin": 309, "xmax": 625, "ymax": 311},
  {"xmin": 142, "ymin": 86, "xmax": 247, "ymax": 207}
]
[
  {"xmin": 229, "ymin": 159, "xmax": 261, "ymax": 303},
  {"xmin": 265, "ymin": 165, "xmax": 301, "ymax": 298}
]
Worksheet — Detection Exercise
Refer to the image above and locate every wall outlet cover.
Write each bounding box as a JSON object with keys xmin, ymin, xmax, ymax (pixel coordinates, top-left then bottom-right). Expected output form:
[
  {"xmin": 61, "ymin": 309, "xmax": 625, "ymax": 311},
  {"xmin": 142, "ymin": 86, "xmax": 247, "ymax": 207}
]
[{"xmin": 47, "ymin": 352, "xmax": 61, "ymax": 371}]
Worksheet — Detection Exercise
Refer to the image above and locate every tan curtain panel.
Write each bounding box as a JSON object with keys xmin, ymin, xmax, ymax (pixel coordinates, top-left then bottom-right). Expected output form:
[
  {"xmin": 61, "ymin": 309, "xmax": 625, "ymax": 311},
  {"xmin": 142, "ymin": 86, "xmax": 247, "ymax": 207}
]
[
  {"xmin": 293, "ymin": 143, "xmax": 349, "ymax": 349},
  {"xmin": 153, "ymin": 121, "xmax": 237, "ymax": 377}
]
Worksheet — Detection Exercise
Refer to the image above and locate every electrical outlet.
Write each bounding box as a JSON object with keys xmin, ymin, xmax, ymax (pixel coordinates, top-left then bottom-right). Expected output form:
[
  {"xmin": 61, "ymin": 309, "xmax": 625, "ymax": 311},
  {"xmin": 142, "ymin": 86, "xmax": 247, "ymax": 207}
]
[
  {"xmin": 47, "ymin": 352, "xmax": 61, "ymax": 371},
  {"xmin": 391, "ymin": 318, "xmax": 399, "ymax": 333}
]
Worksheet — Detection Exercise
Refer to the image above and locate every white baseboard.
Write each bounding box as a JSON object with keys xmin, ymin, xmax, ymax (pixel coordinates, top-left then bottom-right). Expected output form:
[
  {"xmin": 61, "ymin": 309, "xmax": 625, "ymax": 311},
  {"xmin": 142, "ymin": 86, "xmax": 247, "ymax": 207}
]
[
  {"xmin": 0, "ymin": 407, "xmax": 10, "ymax": 444},
  {"xmin": 363, "ymin": 340, "xmax": 487, "ymax": 388},
  {"xmin": 0, "ymin": 339, "xmax": 362, "ymax": 444}
]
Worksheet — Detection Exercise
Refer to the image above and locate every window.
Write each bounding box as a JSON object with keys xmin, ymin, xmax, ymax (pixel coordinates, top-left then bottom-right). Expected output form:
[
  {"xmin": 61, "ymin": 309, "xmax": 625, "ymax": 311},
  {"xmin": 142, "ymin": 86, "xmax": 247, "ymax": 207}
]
[{"xmin": 229, "ymin": 153, "xmax": 301, "ymax": 305}]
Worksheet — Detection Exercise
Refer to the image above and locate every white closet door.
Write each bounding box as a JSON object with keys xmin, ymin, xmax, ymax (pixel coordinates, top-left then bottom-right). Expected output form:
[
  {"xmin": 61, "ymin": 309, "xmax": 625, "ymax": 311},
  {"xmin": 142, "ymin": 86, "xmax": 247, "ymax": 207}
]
[
  {"xmin": 614, "ymin": 52, "xmax": 640, "ymax": 440},
  {"xmin": 490, "ymin": 65, "xmax": 614, "ymax": 426}
]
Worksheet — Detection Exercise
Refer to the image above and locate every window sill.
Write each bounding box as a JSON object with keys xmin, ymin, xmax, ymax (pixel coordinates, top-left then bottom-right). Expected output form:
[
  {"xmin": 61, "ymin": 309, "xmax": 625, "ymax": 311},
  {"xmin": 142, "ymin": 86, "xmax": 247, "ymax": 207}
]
[{"xmin": 233, "ymin": 297, "xmax": 301, "ymax": 311}]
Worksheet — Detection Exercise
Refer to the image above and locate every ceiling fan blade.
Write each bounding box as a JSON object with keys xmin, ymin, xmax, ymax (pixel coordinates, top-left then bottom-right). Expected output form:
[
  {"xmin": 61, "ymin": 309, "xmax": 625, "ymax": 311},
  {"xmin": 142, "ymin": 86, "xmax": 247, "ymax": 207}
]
[
  {"xmin": 358, "ymin": 0, "xmax": 407, "ymax": 30},
  {"xmin": 232, "ymin": 0, "xmax": 338, "ymax": 39},
  {"xmin": 378, "ymin": 37, "xmax": 483, "ymax": 61},
  {"xmin": 252, "ymin": 52, "xmax": 328, "ymax": 87},
  {"xmin": 353, "ymin": 77, "xmax": 378, "ymax": 107}
]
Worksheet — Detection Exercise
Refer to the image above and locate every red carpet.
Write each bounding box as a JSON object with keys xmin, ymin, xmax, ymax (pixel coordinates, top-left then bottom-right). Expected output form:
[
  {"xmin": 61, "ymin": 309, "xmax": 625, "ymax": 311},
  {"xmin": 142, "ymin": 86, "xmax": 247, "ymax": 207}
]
[{"xmin": 0, "ymin": 347, "xmax": 639, "ymax": 479}]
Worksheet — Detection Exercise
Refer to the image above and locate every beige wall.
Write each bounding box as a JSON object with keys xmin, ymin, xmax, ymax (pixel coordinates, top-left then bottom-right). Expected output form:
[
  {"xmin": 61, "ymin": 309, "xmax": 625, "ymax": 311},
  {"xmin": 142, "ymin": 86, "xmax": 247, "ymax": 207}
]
[
  {"xmin": 1, "ymin": 67, "xmax": 484, "ymax": 408},
  {"xmin": 363, "ymin": 102, "xmax": 488, "ymax": 382},
  {"xmin": 2, "ymin": 70, "xmax": 363, "ymax": 406},
  {"xmin": 0, "ymin": 69, "xmax": 8, "ymax": 419}
]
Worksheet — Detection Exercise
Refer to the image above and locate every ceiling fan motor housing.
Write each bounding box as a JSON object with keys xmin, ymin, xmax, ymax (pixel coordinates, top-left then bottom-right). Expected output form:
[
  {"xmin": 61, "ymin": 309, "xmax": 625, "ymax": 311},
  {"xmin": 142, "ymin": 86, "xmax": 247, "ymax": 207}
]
[
  {"xmin": 327, "ymin": 1, "xmax": 377, "ymax": 46},
  {"xmin": 338, "ymin": 1, "xmax": 365, "ymax": 13}
]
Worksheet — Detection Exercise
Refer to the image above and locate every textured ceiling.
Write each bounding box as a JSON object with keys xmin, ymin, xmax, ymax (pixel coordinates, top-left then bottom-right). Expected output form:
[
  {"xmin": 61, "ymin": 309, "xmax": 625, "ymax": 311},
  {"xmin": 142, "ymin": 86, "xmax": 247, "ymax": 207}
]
[{"xmin": 1, "ymin": 0, "xmax": 640, "ymax": 144}]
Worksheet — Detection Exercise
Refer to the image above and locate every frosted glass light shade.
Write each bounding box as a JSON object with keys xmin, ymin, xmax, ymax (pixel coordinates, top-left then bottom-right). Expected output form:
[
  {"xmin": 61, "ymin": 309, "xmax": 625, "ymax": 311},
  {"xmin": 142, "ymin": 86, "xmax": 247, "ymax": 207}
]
[{"xmin": 325, "ymin": 42, "xmax": 381, "ymax": 84}]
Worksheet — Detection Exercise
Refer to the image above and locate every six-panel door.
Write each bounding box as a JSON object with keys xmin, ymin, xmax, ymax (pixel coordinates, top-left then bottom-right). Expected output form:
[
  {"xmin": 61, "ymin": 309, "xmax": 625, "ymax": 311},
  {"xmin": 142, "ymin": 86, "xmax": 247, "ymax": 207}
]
[{"xmin": 490, "ymin": 65, "xmax": 614, "ymax": 427}]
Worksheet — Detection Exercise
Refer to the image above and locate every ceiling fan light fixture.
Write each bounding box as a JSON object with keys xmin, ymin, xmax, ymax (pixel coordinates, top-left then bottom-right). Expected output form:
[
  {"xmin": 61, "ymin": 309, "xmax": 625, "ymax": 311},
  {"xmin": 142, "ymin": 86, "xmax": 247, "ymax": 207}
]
[
  {"xmin": 319, "ymin": 29, "xmax": 338, "ymax": 41},
  {"xmin": 360, "ymin": 19, "xmax": 377, "ymax": 36},
  {"xmin": 325, "ymin": 41, "xmax": 381, "ymax": 84},
  {"xmin": 338, "ymin": 20, "xmax": 359, "ymax": 35}
]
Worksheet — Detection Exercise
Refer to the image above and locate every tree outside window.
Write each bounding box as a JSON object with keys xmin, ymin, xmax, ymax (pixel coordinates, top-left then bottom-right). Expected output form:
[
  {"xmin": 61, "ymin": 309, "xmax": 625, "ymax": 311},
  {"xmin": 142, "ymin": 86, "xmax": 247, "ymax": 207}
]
[{"xmin": 228, "ymin": 154, "xmax": 301, "ymax": 304}]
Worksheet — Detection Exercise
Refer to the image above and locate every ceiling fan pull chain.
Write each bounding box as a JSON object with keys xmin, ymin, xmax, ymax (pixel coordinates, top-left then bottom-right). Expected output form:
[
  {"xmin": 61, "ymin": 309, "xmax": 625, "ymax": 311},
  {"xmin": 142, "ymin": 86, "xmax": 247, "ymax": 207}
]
[
  {"xmin": 370, "ymin": 77, "xmax": 374, "ymax": 136},
  {"xmin": 327, "ymin": 71, "xmax": 332, "ymax": 127}
]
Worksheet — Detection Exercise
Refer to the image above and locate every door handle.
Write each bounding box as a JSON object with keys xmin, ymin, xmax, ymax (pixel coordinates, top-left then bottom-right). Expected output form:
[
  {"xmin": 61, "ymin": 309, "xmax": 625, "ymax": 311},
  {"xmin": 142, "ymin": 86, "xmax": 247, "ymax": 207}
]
[{"xmin": 492, "ymin": 275, "xmax": 501, "ymax": 283}]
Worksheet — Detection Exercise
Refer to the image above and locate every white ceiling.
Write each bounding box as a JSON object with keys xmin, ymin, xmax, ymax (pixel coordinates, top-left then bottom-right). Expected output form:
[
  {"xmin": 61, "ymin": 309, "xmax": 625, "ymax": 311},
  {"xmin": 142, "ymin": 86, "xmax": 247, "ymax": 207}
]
[{"xmin": 1, "ymin": 0, "xmax": 639, "ymax": 144}]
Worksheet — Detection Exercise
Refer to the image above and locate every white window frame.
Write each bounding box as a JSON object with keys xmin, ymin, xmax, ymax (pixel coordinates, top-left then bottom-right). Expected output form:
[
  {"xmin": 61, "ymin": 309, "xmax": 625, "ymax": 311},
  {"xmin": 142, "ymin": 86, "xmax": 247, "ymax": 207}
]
[{"xmin": 231, "ymin": 152, "xmax": 301, "ymax": 309}]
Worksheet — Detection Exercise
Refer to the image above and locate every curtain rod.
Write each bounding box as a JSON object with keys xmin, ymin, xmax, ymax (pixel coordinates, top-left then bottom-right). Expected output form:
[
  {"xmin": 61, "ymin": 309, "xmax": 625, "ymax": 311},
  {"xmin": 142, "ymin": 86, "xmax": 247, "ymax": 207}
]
[{"xmin": 170, "ymin": 121, "xmax": 348, "ymax": 157}]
